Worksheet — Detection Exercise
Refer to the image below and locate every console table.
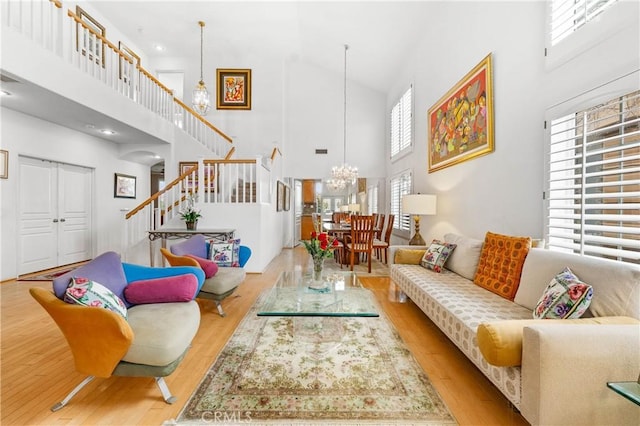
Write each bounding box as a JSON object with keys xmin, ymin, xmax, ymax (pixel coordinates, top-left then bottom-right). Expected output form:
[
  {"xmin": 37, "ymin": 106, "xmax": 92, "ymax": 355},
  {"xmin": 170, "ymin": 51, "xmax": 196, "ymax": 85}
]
[{"xmin": 147, "ymin": 228, "xmax": 235, "ymax": 266}]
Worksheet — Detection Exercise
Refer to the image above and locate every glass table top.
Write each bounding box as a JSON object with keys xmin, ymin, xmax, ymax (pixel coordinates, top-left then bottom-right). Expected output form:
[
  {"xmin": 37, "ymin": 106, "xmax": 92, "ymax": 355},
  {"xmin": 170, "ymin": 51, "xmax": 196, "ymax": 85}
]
[{"xmin": 257, "ymin": 269, "xmax": 379, "ymax": 317}]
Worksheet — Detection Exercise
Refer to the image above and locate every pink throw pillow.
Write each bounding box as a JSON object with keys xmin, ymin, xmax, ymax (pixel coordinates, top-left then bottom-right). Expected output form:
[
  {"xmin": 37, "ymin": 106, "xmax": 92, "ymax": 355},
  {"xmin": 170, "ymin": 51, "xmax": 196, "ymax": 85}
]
[
  {"xmin": 185, "ymin": 254, "xmax": 219, "ymax": 278},
  {"xmin": 124, "ymin": 275, "xmax": 198, "ymax": 305}
]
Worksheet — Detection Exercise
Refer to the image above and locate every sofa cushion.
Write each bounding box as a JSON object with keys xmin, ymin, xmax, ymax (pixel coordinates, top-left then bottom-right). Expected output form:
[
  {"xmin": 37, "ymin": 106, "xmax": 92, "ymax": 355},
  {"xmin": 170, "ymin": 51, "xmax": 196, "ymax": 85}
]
[
  {"xmin": 122, "ymin": 301, "xmax": 200, "ymax": 366},
  {"xmin": 420, "ymin": 240, "xmax": 456, "ymax": 273},
  {"xmin": 124, "ymin": 275, "xmax": 198, "ymax": 305},
  {"xmin": 209, "ymin": 238, "xmax": 241, "ymax": 267},
  {"xmin": 200, "ymin": 267, "xmax": 245, "ymax": 296},
  {"xmin": 477, "ymin": 316, "xmax": 640, "ymax": 367},
  {"xmin": 53, "ymin": 251, "xmax": 127, "ymax": 302},
  {"xmin": 395, "ymin": 249, "xmax": 427, "ymax": 265},
  {"xmin": 474, "ymin": 232, "xmax": 531, "ymax": 301},
  {"xmin": 443, "ymin": 233, "xmax": 484, "ymax": 280},
  {"xmin": 515, "ymin": 248, "xmax": 640, "ymax": 318},
  {"xmin": 64, "ymin": 277, "xmax": 128, "ymax": 319},
  {"xmin": 185, "ymin": 254, "xmax": 219, "ymax": 278},
  {"xmin": 533, "ymin": 267, "xmax": 593, "ymax": 319},
  {"xmin": 170, "ymin": 234, "xmax": 208, "ymax": 259}
]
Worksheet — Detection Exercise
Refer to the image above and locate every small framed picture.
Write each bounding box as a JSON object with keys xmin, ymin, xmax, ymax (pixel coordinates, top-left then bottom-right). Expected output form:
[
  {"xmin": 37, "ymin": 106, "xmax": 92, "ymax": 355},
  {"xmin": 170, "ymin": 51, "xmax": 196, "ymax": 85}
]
[
  {"xmin": 284, "ymin": 184, "xmax": 291, "ymax": 211},
  {"xmin": 76, "ymin": 6, "xmax": 106, "ymax": 67},
  {"xmin": 216, "ymin": 68, "xmax": 252, "ymax": 110},
  {"xmin": 114, "ymin": 173, "xmax": 136, "ymax": 198},
  {"xmin": 0, "ymin": 149, "xmax": 7, "ymax": 179},
  {"xmin": 118, "ymin": 41, "xmax": 140, "ymax": 83}
]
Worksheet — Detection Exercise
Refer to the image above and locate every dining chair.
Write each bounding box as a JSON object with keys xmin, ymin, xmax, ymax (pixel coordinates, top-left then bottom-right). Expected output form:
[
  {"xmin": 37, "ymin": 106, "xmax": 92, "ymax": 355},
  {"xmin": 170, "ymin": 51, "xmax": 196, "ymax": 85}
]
[
  {"xmin": 373, "ymin": 214, "xmax": 395, "ymax": 264},
  {"xmin": 375, "ymin": 213, "xmax": 386, "ymax": 240},
  {"xmin": 344, "ymin": 215, "xmax": 375, "ymax": 273}
]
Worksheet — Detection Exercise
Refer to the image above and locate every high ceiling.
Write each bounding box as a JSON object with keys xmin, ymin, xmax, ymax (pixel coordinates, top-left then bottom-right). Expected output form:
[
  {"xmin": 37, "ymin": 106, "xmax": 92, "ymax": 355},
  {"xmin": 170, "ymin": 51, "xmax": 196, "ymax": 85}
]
[{"xmin": 87, "ymin": 1, "xmax": 435, "ymax": 93}]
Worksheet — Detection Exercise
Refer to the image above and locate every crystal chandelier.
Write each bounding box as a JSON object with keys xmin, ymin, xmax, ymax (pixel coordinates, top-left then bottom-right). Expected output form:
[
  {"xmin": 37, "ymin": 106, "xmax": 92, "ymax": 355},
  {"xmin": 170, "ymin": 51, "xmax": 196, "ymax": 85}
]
[
  {"xmin": 328, "ymin": 44, "xmax": 358, "ymax": 191},
  {"xmin": 192, "ymin": 21, "xmax": 211, "ymax": 116}
]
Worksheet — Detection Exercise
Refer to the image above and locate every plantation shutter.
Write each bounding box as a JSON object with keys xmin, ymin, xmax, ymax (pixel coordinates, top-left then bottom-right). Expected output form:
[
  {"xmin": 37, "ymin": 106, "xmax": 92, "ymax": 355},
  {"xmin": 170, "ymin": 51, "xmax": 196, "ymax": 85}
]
[
  {"xmin": 368, "ymin": 186, "xmax": 379, "ymax": 214},
  {"xmin": 550, "ymin": 0, "xmax": 618, "ymax": 46},
  {"xmin": 390, "ymin": 86, "xmax": 412, "ymax": 158},
  {"xmin": 390, "ymin": 171, "xmax": 412, "ymax": 231},
  {"xmin": 547, "ymin": 90, "xmax": 640, "ymax": 264}
]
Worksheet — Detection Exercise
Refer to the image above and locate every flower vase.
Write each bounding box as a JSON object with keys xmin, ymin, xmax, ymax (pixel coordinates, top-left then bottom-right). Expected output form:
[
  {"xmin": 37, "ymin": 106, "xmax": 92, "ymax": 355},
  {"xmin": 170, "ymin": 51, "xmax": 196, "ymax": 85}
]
[
  {"xmin": 186, "ymin": 221, "xmax": 197, "ymax": 230},
  {"xmin": 312, "ymin": 257, "xmax": 324, "ymax": 282}
]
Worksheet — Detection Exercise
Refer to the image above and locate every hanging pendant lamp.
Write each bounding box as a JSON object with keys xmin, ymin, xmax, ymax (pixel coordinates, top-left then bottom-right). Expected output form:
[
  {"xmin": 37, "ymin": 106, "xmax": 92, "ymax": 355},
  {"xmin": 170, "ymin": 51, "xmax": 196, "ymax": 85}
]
[
  {"xmin": 192, "ymin": 21, "xmax": 211, "ymax": 116},
  {"xmin": 327, "ymin": 44, "xmax": 358, "ymax": 191}
]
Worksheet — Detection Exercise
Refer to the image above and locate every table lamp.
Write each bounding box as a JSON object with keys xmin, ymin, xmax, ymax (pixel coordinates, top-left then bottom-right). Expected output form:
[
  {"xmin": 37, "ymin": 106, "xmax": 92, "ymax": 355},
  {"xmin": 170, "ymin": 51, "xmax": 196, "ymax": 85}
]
[
  {"xmin": 348, "ymin": 203, "xmax": 360, "ymax": 214},
  {"xmin": 402, "ymin": 194, "xmax": 437, "ymax": 246}
]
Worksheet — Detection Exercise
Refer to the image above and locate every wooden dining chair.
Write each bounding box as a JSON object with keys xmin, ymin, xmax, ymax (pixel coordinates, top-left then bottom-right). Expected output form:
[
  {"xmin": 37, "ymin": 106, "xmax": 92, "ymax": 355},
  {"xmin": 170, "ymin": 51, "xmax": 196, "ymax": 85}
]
[
  {"xmin": 344, "ymin": 215, "xmax": 375, "ymax": 273},
  {"xmin": 375, "ymin": 213, "xmax": 386, "ymax": 240},
  {"xmin": 373, "ymin": 214, "xmax": 395, "ymax": 264}
]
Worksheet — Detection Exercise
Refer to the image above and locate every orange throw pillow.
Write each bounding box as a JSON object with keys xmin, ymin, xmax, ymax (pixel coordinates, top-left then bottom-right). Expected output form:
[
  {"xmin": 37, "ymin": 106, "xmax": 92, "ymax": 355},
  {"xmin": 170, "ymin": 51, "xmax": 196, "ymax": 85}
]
[{"xmin": 473, "ymin": 232, "xmax": 531, "ymax": 300}]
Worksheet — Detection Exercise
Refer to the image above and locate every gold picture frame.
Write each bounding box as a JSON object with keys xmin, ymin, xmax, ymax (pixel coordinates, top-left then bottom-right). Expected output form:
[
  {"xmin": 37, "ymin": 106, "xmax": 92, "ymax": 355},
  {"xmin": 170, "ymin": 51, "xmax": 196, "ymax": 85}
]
[
  {"xmin": 76, "ymin": 6, "xmax": 106, "ymax": 67},
  {"xmin": 118, "ymin": 41, "xmax": 140, "ymax": 82},
  {"xmin": 427, "ymin": 53, "xmax": 494, "ymax": 173},
  {"xmin": 0, "ymin": 149, "xmax": 8, "ymax": 179},
  {"xmin": 216, "ymin": 68, "xmax": 252, "ymax": 110}
]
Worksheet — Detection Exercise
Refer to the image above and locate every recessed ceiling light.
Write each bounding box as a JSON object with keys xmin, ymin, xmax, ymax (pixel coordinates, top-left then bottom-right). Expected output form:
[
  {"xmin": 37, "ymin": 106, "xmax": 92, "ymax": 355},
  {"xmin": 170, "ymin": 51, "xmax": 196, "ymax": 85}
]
[
  {"xmin": 154, "ymin": 44, "xmax": 165, "ymax": 52},
  {"xmin": 99, "ymin": 129, "xmax": 116, "ymax": 135}
]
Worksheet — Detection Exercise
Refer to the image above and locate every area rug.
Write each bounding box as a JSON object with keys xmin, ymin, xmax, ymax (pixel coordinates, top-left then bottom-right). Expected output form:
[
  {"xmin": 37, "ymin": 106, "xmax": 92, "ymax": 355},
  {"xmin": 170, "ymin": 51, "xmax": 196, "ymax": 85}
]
[
  {"xmin": 18, "ymin": 266, "xmax": 78, "ymax": 281},
  {"xmin": 321, "ymin": 256, "xmax": 389, "ymax": 277},
  {"xmin": 170, "ymin": 291, "xmax": 456, "ymax": 425}
]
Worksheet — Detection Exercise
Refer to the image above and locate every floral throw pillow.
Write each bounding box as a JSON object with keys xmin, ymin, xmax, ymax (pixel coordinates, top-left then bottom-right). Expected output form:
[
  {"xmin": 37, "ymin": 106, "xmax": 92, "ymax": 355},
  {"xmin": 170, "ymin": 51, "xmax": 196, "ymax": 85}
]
[
  {"xmin": 64, "ymin": 277, "xmax": 127, "ymax": 319},
  {"xmin": 420, "ymin": 240, "xmax": 457, "ymax": 273},
  {"xmin": 533, "ymin": 267, "xmax": 593, "ymax": 319},
  {"xmin": 208, "ymin": 238, "xmax": 241, "ymax": 267}
]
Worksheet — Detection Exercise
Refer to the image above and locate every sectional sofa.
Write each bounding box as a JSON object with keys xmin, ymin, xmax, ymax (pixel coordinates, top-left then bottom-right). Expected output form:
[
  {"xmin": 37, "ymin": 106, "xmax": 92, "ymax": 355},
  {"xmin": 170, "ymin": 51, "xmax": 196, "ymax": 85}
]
[{"xmin": 389, "ymin": 233, "xmax": 640, "ymax": 426}]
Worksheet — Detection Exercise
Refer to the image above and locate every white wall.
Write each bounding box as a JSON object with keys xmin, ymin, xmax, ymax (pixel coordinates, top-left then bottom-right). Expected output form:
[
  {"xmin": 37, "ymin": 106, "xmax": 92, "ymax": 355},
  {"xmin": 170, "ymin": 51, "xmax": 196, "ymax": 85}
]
[
  {"xmin": 0, "ymin": 108, "xmax": 150, "ymax": 280},
  {"xmin": 387, "ymin": 1, "xmax": 639, "ymax": 245}
]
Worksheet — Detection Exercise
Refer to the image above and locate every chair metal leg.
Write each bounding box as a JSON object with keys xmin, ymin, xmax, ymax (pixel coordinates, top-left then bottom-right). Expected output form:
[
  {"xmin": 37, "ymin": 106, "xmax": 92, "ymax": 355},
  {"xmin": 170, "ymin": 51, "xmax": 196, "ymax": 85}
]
[
  {"xmin": 155, "ymin": 377, "xmax": 177, "ymax": 404},
  {"xmin": 215, "ymin": 301, "xmax": 226, "ymax": 317},
  {"xmin": 51, "ymin": 375, "xmax": 95, "ymax": 411}
]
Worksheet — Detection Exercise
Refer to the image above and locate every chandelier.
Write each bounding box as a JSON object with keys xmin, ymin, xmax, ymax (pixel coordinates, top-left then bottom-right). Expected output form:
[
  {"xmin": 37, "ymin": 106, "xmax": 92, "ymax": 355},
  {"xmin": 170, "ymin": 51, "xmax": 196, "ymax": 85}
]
[
  {"xmin": 327, "ymin": 44, "xmax": 358, "ymax": 191},
  {"xmin": 192, "ymin": 21, "xmax": 211, "ymax": 116}
]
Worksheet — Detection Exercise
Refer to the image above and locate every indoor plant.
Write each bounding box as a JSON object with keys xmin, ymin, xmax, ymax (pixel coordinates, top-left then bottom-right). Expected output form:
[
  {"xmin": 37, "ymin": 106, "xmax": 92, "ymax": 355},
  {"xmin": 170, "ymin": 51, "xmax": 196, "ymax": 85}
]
[
  {"xmin": 180, "ymin": 194, "xmax": 202, "ymax": 230},
  {"xmin": 302, "ymin": 231, "xmax": 339, "ymax": 281}
]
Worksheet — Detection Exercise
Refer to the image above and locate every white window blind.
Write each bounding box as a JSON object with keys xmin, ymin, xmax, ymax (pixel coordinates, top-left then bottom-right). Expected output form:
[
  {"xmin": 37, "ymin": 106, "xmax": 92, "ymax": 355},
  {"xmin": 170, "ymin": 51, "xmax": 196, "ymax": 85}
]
[
  {"xmin": 550, "ymin": 0, "xmax": 618, "ymax": 46},
  {"xmin": 547, "ymin": 89, "xmax": 640, "ymax": 264},
  {"xmin": 390, "ymin": 171, "xmax": 412, "ymax": 231},
  {"xmin": 390, "ymin": 86, "xmax": 412, "ymax": 158},
  {"xmin": 368, "ymin": 186, "xmax": 379, "ymax": 214}
]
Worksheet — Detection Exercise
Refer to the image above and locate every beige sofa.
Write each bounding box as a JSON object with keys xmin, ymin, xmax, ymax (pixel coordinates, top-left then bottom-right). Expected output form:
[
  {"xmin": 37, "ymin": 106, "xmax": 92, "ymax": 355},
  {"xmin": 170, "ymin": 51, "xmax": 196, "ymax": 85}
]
[{"xmin": 389, "ymin": 234, "xmax": 640, "ymax": 426}]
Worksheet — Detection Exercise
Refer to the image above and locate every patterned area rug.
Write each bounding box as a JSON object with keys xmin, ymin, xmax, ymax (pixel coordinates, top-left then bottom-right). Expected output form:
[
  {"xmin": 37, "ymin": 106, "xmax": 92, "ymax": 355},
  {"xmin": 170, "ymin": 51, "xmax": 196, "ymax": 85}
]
[{"xmin": 171, "ymin": 291, "xmax": 456, "ymax": 425}]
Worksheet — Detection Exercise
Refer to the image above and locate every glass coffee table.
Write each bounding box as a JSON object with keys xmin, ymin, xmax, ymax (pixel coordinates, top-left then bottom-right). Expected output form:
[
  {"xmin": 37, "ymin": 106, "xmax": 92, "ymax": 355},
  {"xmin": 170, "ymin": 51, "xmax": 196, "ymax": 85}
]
[{"xmin": 257, "ymin": 269, "xmax": 379, "ymax": 317}]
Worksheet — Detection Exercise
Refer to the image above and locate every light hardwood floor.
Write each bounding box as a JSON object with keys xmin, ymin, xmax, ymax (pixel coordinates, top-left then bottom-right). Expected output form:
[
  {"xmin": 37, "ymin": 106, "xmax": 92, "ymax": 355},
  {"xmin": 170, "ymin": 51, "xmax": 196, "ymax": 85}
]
[{"xmin": 1, "ymin": 247, "xmax": 528, "ymax": 425}]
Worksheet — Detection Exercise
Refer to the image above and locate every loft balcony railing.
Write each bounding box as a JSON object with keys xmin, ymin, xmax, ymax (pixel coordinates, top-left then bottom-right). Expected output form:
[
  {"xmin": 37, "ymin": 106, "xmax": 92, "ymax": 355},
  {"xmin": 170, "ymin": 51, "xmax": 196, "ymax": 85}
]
[{"xmin": 2, "ymin": 0, "xmax": 233, "ymax": 158}]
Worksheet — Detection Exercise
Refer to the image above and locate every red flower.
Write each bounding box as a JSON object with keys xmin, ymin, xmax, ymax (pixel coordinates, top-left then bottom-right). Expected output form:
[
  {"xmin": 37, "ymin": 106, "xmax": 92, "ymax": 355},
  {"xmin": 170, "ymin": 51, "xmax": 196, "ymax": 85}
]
[
  {"xmin": 311, "ymin": 231, "xmax": 317, "ymax": 239},
  {"xmin": 320, "ymin": 240, "xmax": 328, "ymax": 250},
  {"xmin": 332, "ymin": 238, "xmax": 339, "ymax": 247},
  {"xmin": 318, "ymin": 232, "xmax": 328, "ymax": 242}
]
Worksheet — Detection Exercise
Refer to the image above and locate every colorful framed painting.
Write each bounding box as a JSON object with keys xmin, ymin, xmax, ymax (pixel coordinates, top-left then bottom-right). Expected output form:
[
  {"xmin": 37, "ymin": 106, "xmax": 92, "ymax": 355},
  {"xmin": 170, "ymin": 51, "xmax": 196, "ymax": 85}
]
[
  {"xmin": 114, "ymin": 173, "xmax": 136, "ymax": 198},
  {"xmin": 179, "ymin": 161, "xmax": 198, "ymax": 192},
  {"xmin": 427, "ymin": 53, "xmax": 494, "ymax": 173},
  {"xmin": 216, "ymin": 69, "xmax": 252, "ymax": 110}
]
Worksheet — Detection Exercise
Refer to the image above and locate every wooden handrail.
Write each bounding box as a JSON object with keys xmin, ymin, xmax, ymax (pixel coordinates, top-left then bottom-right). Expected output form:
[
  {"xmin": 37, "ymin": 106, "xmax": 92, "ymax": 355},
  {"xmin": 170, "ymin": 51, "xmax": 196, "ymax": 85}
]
[
  {"xmin": 136, "ymin": 66, "xmax": 173, "ymax": 96},
  {"xmin": 204, "ymin": 159, "xmax": 257, "ymax": 165},
  {"xmin": 270, "ymin": 147, "xmax": 282, "ymax": 161},
  {"xmin": 173, "ymin": 97, "xmax": 233, "ymax": 143},
  {"xmin": 50, "ymin": 0, "xmax": 62, "ymax": 8},
  {"xmin": 125, "ymin": 165, "xmax": 197, "ymax": 219},
  {"xmin": 224, "ymin": 147, "xmax": 235, "ymax": 159}
]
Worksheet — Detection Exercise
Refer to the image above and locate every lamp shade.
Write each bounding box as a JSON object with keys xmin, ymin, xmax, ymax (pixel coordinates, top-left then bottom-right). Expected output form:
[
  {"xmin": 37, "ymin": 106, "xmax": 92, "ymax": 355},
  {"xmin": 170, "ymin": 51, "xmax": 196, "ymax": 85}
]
[
  {"xmin": 402, "ymin": 194, "xmax": 437, "ymax": 215},
  {"xmin": 348, "ymin": 203, "xmax": 360, "ymax": 213}
]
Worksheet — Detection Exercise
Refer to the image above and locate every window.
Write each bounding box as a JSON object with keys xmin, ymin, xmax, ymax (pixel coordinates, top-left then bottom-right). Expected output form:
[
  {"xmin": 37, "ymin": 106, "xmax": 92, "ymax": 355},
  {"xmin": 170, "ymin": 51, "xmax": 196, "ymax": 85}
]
[
  {"xmin": 390, "ymin": 86, "xmax": 412, "ymax": 158},
  {"xmin": 547, "ymin": 89, "xmax": 639, "ymax": 264},
  {"xmin": 550, "ymin": 0, "xmax": 619, "ymax": 46},
  {"xmin": 390, "ymin": 170, "xmax": 412, "ymax": 232},
  {"xmin": 367, "ymin": 185, "xmax": 378, "ymax": 214}
]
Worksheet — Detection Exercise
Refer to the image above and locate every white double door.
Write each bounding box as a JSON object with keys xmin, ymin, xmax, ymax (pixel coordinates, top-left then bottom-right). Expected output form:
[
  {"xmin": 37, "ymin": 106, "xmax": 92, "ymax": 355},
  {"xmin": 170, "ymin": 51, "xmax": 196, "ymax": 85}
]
[{"xmin": 18, "ymin": 157, "xmax": 93, "ymax": 275}]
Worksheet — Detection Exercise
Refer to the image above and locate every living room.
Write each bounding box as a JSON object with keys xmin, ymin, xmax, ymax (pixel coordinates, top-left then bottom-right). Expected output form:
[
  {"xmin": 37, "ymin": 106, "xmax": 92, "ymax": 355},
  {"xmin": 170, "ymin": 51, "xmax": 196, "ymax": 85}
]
[{"xmin": 1, "ymin": 1, "xmax": 638, "ymax": 424}]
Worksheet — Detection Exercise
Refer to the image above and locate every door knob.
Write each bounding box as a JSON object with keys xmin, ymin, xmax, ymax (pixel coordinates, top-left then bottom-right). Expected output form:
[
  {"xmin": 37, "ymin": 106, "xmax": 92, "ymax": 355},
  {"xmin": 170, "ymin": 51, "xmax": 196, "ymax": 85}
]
[
  {"xmin": 53, "ymin": 219, "xmax": 58, "ymax": 223},
  {"xmin": 60, "ymin": 218, "xmax": 66, "ymax": 222}
]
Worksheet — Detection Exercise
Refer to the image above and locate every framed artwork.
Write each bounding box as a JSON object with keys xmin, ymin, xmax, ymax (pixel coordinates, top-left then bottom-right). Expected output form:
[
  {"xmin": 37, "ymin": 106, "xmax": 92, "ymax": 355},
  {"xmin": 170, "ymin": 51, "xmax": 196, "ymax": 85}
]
[
  {"xmin": 118, "ymin": 41, "xmax": 140, "ymax": 83},
  {"xmin": 0, "ymin": 149, "xmax": 8, "ymax": 179},
  {"xmin": 427, "ymin": 53, "xmax": 494, "ymax": 173},
  {"xmin": 179, "ymin": 161, "xmax": 198, "ymax": 192},
  {"xmin": 284, "ymin": 185, "xmax": 291, "ymax": 211},
  {"xmin": 114, "ymin": 173, "xmax": 136, "ymax": 198},
  {"xmin": 276, "ymin": 180, "xmax": 285, "ymax": 212},
  {"xmin": 76, "ymin": 6, "xmax": 106, "ymax": 66},
  {"xmin": 216, "ymin": 69, "xmax": 252, "ymax": 110}
]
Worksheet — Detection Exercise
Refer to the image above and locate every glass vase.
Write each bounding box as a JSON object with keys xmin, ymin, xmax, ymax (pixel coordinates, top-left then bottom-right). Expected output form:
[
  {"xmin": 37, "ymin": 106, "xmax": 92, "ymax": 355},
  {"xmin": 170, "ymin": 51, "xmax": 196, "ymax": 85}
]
[{"xmin": 312, "ymin": 257, "xmax": 324, "ymax": 281}]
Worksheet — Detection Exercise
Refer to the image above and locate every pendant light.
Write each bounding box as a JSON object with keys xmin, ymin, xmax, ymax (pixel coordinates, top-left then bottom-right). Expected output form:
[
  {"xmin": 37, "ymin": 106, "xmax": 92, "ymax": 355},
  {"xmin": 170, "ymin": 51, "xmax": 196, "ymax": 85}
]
[
  {"xmin": 192, "ymin": 21, "xmax": 211, "ymax": 116},
  {"xmin": 327, "ymin": 44, "xmax": 358, "ymax": 191}
]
